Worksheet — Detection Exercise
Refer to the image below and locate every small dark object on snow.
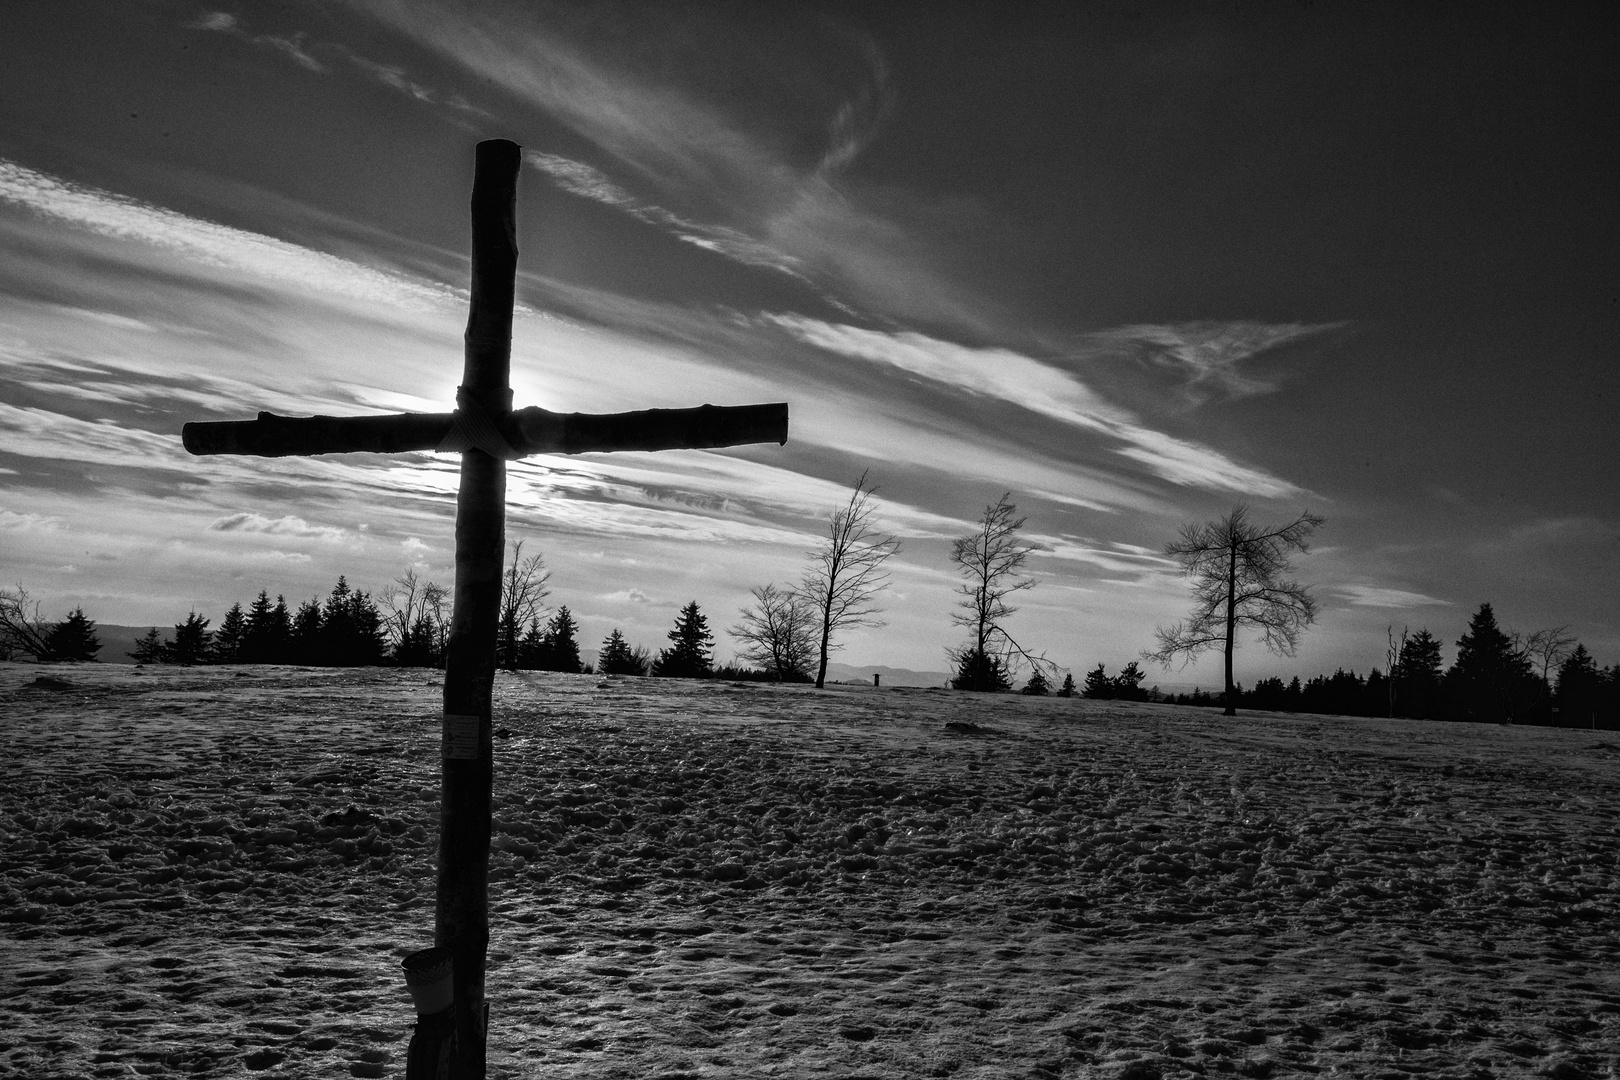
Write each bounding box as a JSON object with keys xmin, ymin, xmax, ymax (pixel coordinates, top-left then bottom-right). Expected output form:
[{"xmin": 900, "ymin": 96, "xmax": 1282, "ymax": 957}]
[
  {"xmin": 494, "ymin": 728, "xmax": 512, "ymax": 739},
  {"xmin": 27, "ymin": 676, "xmax": 75, "ymax": 691},
  {"xmin": 944, "ymin": 720, "xmax": 997, "ymax": 735}
]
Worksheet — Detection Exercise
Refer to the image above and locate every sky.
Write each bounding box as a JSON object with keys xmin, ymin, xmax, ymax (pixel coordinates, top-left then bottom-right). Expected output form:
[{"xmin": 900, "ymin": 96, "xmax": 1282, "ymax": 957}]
[{"xmin": 1, "ymin": 1, "xmax": 1616, "ymax": 685}]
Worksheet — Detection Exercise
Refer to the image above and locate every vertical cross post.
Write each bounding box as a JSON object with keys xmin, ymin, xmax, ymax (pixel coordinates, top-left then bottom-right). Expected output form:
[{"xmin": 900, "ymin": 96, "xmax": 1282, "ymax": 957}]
[
  {"xmin": 177, "ymin": 138, "xmax": 789, "ymax": 1078},
  {"xmin": 439, "ymin": 138, "xmax": 520, "ymax": 1078}
]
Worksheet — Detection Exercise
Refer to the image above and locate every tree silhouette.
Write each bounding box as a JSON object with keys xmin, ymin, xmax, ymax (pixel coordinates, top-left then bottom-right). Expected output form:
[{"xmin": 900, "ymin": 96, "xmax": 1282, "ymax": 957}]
[
  {"xmin": 1519, "ymin": 625, "xmax": 1576, "ymax": 721},
  {"xmin": 1021, "ymin": 667, "xmax": 1051, "ymax": 695},
  {"xmin": 517, "ymin": 616, "xmax": 548, "ymax": 670},
  {"xmin": 212, "ymin": 602, "xmax": 247, "ymax": 663},
  {"xmin": 498, "ymin": 540, "xmax": 551, "ymax": 671},
  {"xmin": 1114, "ymin": 660, "xmax": 1149, "ymax": 701},
  {"xmin": 290, "ymin": 598, "xmax": 322, "ymax": 665},
  {"xmin": 382, "ymin": 570, "xmax": 448, "ymax": 668},
  {"xmin": 1556, "ymin": 644, "xmax": 1601, "ymax": 728},
  {"xmin": 1396, "ymin": 629, "xmax": 1444, "ymax": 719},
  {"xmin": 731, "ymin": 583, "xmax": 817, "ymax": 681},
  {"xmin": 165, "ymin": 612, "xmax": 212, "ymax": 665},
  {"xmin": 653, "ymin": 601, "xmax": 713, "ymax": 679},
  {"xmin": 800, "ymin": 472, "xmax": 900, "ymax": 689},
  {"xmin": 948, "ymin": 493, "xmax": 1037, "ymax": 691},
  {"xmin": 1056, "ymin": 672, "xmax": 1076, "ymax": 698},
  {"xmin": 1081, "ymin": 663, "xmax": 1113, "ymax": 699},
  {"xmin": 129, "ymin": 627, "xmax": 164, "ymax": 664},
  {"xmin": 45, "ymin": 607, "xmax": 100, "ymax": 662},
  {"xmin": 1147, "ymin": 504, "xmax": 1324, "ymax": 716},
  {"xmin": 544, "ymin": 606, "xmax": 583, "ymax": 673},
  {"xmin": 0, "ymin": 584, "xmax": 55, "ymax": 660},
  {"xmin": 1446, "ymin": 603, "xmax": 1536, "ymax": 722},
  {"xmin": 598, "ymin": 629, "xmax": 649, "ymax": 676}
]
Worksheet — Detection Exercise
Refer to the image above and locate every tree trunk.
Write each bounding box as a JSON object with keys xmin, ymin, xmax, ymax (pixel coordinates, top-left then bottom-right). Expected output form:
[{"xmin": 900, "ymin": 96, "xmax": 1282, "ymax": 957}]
[
  {"xmin": 1223, "ymin": 539, "xmax": 1238, "ymax": 716},
  {"xmin": 437, "ymin": 137, "xmax": 521, "ymax": 1080},
  {"xmin": 815, "ymin": 609, "xmax": 831, "ymax": 689}
]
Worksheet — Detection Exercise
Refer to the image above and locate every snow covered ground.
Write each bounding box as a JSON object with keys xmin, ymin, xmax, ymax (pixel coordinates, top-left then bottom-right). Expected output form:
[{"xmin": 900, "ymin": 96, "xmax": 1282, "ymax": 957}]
[{"xmin": 2, "ymin": 663, "xmax": 1617, "ymax": 1079}]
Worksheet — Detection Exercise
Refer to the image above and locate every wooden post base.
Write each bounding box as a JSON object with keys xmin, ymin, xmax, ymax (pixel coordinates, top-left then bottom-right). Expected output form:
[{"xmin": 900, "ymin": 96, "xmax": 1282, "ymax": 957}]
[{"xmin": 406, "ymin": 1007, "xmax": 456, "ymax": 1080}]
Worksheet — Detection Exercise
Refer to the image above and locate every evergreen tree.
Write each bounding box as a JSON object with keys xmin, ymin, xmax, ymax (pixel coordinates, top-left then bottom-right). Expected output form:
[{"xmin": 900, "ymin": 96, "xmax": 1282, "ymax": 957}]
[
  {"xmin": 598, "ymin": 628, "xmax": 631, "ymax": 674},
  {"xmin": 129, "ymin": 627, "xmax": 164, "ymax": 663},
  {"xmin": 290, "ymin": 598, "xmax": 322, "ymax": 665},
  {"xmin": 1081, "ymin": 663, "xmax": 1114, "ymax": 699},
  {"xmin": 950, "ymin": 649, "xmax": 1010, "ymax": 692},
  {"xmin": 1056, "ymin": 672, "xmax": 1076, "ymax": 698},
  {"xmin": 264, "ymin": 595, "xmax": 293, "ymax": 664},
  {"xmin": 598, "ymin": 629, "xmax": 648, "ymax": 675},
  {"xmin": 343, "ymin": 586, "xmax": 388, "ymax": 666},
  {"xmin": 321, "ymin": 577, "xmax": 356, "ymax": 662},
  {"xmin": 1021, "ymin": 667, "xmax": 1051, "ymax": 695},
  {"xmin": 1364, "ymin": 668, "xmax": 1389, "ymax": 716},
  {"xmin": 164, "ymin": 612, "xmax": 212, "ymax": 666},
  {"xmin": 653, "ymin": 601, "xmax": 713, "ymax": 678},
  {"xmin": 212, "ymin": 602, "xmax": 247, "ymax": 664},
  {"xmin": 242, "ymin": 590, "xmax": 275, "ymax": 663},
  {"xmin": 1395, "ymin": 629, "xmax": 1444, "ymax": 719},
  {"xmin": 1446, "ymin": 603, "xmax": 1535, "ymax": 722},
  {"xmin": 1556, "ymin": 645, "xmax": 1601, "ymax": 728},
  {"xmin": 1247, "ymin": 676, "xmax": 1289, "ymax": 712},
  {"xmin": 1113, "ymin": 660, "xmax": 1148, "ymax": 701},
  {"xmin": 516, "ymin": 616, "xmax": 548, "ymax": 670},
  {"xmin": 45, "ymin": 607, "xmax": 100, "ymax": 661},
  {"xmin": 544, "ymin": 606, "xmax": 582, "ymax": 673}
]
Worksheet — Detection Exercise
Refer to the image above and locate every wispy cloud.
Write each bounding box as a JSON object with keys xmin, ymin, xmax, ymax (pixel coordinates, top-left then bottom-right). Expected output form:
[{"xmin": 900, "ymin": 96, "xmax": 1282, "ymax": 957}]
[
  {"xmin": 208, "ymin": 513, "xmax": 348, "ymax": 542},
  {"xmin": 334, "ymin": 1, "xmax": 987, "ymax": 327},
  {"xmin": 0, "ymin": 509, "xmax": 65, "ymax": 532},
  {"xmin": 526, "ymin": 152, "xmax": 805, "ymax": 276},
  {"xmin": 186, "ymin": 11, "xmax": 324, "ymax": 71},
  {"xmin": 187, "ymin": 10, "xmax": 491, "ymax": 117},
  {"xmin": 1090, "ymin": 321, "xmax": 1345, "ymax": 407},
  {"xmin": 768, "ymin": 316, "xmax": 1303, "ymax": 498},
  {"xmin": 601, "ymin": 588, "xmax": 653, "ymax": 605},
  {"xmin": 0, "ymin": 160, "xmax": 459, "ymax": 312},
  {"xmin": 1330, "ymin": 585, "xmax": 1451, "ymax": 608}
]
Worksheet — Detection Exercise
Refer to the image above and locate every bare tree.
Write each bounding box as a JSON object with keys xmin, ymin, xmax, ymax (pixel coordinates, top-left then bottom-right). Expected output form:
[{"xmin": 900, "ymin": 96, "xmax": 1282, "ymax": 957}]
[
  {"xmin": 1147, "ymin": 504, "xmax": 1324, "ymax": 716},
  {"xmin": 800, "ymin": 471, "xmax": 901, "ymax": 689},
  {"xmin": 948, "ymin": 493, "xmax": 1039, "ymax": 691},
  {"xmin": 731, "ymin": 584, "xmax": 817, "ymax": 681},
  {"xmin": 382, "ymin": 568, "xmax": 451, "ymax": 666},
  {"xmin": 1514, "ymin": 624, "xmax": 1576, "ymax": 717},
  {"xmin": 0, "ymin": 584, "xmax": 55, "ymax": 661},
  {"xmin": 1386, "ymin": 624, "xmax": 1408, "ymax": 718},
  {"xmin": 498, "ymin": 541, "xmax": 551, "ymax": 670}
]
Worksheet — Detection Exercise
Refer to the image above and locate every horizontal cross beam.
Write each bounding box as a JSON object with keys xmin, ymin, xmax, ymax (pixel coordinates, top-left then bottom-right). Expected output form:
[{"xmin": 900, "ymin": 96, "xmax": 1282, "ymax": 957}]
[{"xmin": 181, "ymin": 402, "xmax": 788, "ymax": 458}]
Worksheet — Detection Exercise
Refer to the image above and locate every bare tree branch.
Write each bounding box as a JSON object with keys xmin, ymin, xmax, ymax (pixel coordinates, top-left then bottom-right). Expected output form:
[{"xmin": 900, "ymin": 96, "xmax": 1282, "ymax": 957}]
[
  {"xmin": 0, "ymin": 584, "xmax": 56, "ymax": 661},
  {"xmin": 947, "ymin": 493, "xmax": 1039, "ymax": 690},
  {"xmin": 730, "ymin": 583, "xmax": 818, "ymax": 680},
  {"xmin": 498, "ymin": 540, "xmax": 551, "ymax": 671},
  {"xmin": 1145, "ymin": 504, "xmax": 1323, "ymax": 716},
  {"xmin": 801, "ymin": 471, "xmax": 901, "ymax": 688}
]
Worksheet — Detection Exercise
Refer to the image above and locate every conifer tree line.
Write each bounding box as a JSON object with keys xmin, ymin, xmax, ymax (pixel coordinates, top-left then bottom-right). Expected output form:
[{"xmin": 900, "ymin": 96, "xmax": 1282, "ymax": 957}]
[
  {"xmin": 1079, "ymin": 603, "xmax": 1620, "ymax": 729},
  {"xmin": 0, "ymin": 560, "xmax": 726, "ymax": 681},
  {"xmin": 6, "ymin": 489, "xmax": 1614, "ymax": 724}
]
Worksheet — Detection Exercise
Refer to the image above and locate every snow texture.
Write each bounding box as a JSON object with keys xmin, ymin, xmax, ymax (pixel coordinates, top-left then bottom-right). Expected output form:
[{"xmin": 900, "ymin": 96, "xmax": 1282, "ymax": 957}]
[{"xmin": 1, "ymin": 662, "xmax": 1617, "ymax": 1079}]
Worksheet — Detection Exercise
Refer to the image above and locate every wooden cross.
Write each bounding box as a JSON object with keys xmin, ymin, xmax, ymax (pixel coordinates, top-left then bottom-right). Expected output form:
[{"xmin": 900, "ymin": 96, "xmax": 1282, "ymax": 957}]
[{"xmin": 181, "ymin": 139, "xmax": 788, "ymax": 1078}]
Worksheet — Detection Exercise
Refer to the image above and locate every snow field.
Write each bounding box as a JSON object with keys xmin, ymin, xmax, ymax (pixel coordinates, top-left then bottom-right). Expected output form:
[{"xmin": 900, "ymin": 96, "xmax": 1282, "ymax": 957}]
[{"xmin": 1, "ymin": 663, "xmax": 1617, "ymax": 1079}]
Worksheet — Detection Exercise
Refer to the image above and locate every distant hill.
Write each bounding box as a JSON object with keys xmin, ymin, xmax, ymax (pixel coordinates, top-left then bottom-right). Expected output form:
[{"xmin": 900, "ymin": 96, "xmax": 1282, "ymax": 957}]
[
  {"xmin": 86, "ymin": 624, "xmax": 160, "ymax": 663},
  {"xmin": 822, "ymin": 662, "xmax": 952, "ymax": 688}
]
